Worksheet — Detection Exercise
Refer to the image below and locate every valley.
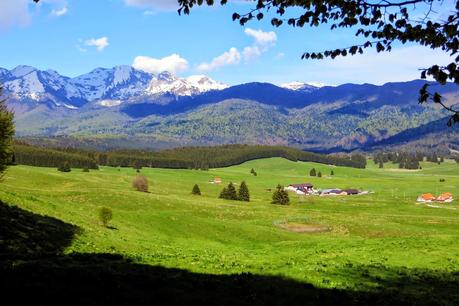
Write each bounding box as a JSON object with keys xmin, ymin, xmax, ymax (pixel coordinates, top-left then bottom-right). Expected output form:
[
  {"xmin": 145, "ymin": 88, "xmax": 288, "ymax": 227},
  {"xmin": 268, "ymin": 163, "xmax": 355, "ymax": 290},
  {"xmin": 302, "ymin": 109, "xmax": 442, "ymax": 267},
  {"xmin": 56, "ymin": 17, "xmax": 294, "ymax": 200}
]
[{"xmin": 1, "ymin": 158, "xmax": 458, "ymax": 304}]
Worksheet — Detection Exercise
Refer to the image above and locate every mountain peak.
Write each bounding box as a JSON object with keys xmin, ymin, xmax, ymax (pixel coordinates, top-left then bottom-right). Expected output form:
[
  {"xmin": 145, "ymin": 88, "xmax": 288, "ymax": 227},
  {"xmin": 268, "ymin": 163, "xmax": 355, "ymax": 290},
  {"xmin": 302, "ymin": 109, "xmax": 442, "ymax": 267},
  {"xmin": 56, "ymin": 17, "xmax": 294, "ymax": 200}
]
[{"xmin": 11, "ymin": 65, "xmax": 37, "ymax": 78}]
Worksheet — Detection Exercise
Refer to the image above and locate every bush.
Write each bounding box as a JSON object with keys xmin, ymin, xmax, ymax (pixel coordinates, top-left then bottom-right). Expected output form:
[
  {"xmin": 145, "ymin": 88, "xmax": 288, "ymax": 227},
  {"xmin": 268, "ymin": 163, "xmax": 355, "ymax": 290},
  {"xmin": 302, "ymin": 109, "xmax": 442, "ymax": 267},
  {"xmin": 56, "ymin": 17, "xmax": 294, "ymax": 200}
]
[
  {"xmin": 330, "ymin": 170, "xmax": 334, "ymax": 176},
  {"xmin": 98, "ymin": 207, "xmax": 112, "ymax": 227},
  {"xmin": 58, "ymin": 161, "xmax": 71, "ymax": 172},
  {"xmin": 192, "ymin": 184, "xmax": 201, "ymax": 195},
  {"xmin": 133, "ymin": 175, "xmax": 149, "ymax": 192},
  {"xmin": 309, "ymin": 168, "xmax": 316, "ymax": 176},
  {"xmin": 82, "ymin": 167, "xmax": 90, "ymax": 172},
  {"xmin": 440, "ymin": 178, "xmax": 446, "ymax": 182},
  {"xmin": 238, "ymin": 181, "xmax": 250, "ymax": 202},
  {"xmin": 272, "ymin": 185, "xmax": 289, "ymax": 205},
  {"xmin": 250, "ymin": 168, "xmax": 257, "ymax": 176},
  {"xmin": 317, "ymin": 171, "xmax": 322, "ymax": 178}
]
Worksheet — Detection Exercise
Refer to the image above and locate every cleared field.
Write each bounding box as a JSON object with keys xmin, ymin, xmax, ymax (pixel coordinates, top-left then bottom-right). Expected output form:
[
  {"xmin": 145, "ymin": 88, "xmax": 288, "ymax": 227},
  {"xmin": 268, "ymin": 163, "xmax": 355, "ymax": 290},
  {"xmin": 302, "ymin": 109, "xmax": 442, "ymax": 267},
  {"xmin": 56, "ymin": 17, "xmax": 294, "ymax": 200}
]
[{"xmin": 1, "ymin": 158, "xmax": 458, "ymax": 303}]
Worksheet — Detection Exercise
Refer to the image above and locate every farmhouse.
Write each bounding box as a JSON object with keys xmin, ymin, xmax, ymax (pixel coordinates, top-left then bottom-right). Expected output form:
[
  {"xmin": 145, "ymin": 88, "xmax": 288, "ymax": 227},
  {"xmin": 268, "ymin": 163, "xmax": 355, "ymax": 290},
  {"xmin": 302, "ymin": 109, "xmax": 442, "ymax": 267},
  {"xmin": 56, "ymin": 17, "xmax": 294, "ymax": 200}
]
[
  {"xmin": 320, "ymin": 189, "xmax": 345, "ymax": 196},
  {"xmin": 416, "ymin": 193, "xmax": 436, "ymax": 203},
  {"xmin": 436, "ymin": 192, "xmax": 454, "ymax": 203},
  {"xmin": 286, "ymin": 183, "xmax": 314, "ymax": 195}
]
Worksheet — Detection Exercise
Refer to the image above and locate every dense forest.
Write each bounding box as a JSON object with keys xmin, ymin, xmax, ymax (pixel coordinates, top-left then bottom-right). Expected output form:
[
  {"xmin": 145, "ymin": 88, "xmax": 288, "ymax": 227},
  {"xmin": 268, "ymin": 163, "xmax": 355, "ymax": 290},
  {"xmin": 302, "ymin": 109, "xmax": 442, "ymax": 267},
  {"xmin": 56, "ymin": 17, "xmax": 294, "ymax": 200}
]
[{"xmin": 11, "ymin": 143, "xmax": 367, "ymax": 170}]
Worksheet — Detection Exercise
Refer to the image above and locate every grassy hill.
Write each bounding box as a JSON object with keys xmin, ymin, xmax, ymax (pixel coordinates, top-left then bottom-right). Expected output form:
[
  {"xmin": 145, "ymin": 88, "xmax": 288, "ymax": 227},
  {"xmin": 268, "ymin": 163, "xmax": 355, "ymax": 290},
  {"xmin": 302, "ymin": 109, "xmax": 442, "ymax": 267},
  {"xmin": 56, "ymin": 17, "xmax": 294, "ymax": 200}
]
[{"xmin": 1, "ymin": 158, "xmax": 458, "ymax": 304}]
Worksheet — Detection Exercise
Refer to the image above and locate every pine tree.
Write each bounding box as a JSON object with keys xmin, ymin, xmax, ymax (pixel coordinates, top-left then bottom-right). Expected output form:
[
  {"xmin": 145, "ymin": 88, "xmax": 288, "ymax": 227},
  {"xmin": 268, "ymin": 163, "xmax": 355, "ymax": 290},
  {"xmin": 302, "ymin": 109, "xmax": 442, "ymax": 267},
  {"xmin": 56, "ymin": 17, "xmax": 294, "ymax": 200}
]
[
  {"xmin": 309, "ymin": 168, "xmax": 316, "ymax": 176},
  {"xmin": 238, "ymin": 181, "xmax": 250, "ymax": 202},
  {"xmin": 272, "ymin": 185, "xmax": 289, "ymax": 205},
  {"xmin": 317, "ymin": 171, "xmax": 322, "ymax": 178},
  {"xmin": 226, "ymin": 182, "xmax": 238, "ymax": 200},
  {"xmin": 58, "ymin": 161, "xmax": 71, "ymax": 172},
  {"xmin": 219, "ymin": 187, "xmax": 228, "ymax": 199},
  {"xmin": 0, "ymin": 85, "xmax": 14, "ymax": 175},
  {"xmin": 330, "ymin": 170, "xmax": 334, "ymax": 176},
  {"xmin": 192, "ymin": 184, "xmax": 201, "ymax": 195}
]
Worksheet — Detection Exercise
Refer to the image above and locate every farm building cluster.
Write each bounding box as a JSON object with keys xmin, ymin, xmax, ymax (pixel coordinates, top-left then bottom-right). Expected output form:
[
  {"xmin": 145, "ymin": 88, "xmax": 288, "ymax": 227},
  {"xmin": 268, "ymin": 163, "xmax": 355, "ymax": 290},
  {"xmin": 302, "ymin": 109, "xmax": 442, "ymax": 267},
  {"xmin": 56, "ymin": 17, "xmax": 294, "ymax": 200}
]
[
  {"xmin": 285, "ymin": 183, "xmax": 369, "ymax": 196},
  {"xmin": 417, "ymin": 193, "xmax": 454, "ymax": 203}
]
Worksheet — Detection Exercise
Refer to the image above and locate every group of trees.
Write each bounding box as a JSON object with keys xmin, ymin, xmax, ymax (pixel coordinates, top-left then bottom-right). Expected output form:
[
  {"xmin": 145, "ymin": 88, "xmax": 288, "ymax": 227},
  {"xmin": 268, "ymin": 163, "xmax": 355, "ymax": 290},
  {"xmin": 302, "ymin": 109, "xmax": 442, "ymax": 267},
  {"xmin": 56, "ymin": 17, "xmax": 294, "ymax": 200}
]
[
  {"xmin": 9, "ymin": 143, "xmax": 367, "ymax": 170},
  {"xmin": 374, "ymin": 151, "xmax": 446, "ymax": 169},
  {"xmin": 272, "ymin": 185, "xmax": 290, "ymax": 205},
  {"xmin": 219, "ymin": 181, "xmax": 250, "ymax": 202},
  {"xmin": 13, "ymin": 143, "xmax": 98, "ymax": 169}
]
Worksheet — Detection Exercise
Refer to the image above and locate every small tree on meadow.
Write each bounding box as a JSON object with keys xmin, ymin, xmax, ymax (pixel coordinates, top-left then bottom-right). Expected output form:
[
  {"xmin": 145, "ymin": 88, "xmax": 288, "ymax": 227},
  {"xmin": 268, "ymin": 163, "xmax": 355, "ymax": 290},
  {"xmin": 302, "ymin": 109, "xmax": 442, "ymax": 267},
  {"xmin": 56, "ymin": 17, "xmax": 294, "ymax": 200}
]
[
  {"xmin": 219, "ymin": 187, "xmax": 228, "ymax": 199},
  {"xmin": 272, "ymin": 184, "xmax": 289, "ymax": 205},
  {"xmin": 219, "ymin": 182, "xmax": 238, "ymax": 200},
  {"xmin": 309, "ymin": 168, "xmax": 316, "ymax": 176},
  {"xmin": 82, "ymin": 167, "xmax": 90, "ymax": 172},
  {"xmin": 317, "ymin": 171, "xmax": 322, "ymax": 178},
  {"xmin": 330, "ymin": 170, "xmax": 334, "ymax": 176},
  {"xmin": 192, "ymin": 184, "xmax": 201, "ymax": 195},
  {"xmin": 238, "ymin": 181, "xmax": 250, "ymax": 202},
  {"xmin": 98, "ymin": 207, "xmax": 112, "ymax": 228},
  {"xmin": 250, "ymin": 168, "xmax": 257, "ymax": 176},
  {"xmin": 58, "ymin": 161, "xmax": 71, "ymax": 173},
  {"xmin": 133, "ymin": 175, "xmax": 149, "ymax": 192}
]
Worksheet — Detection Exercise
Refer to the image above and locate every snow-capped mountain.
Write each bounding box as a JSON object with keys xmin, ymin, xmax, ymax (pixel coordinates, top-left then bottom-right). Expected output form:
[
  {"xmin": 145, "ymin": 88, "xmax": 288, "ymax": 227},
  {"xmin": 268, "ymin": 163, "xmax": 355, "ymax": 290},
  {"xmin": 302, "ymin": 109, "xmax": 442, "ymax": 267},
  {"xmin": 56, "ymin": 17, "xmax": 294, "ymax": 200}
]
[
  {"xmin": 280, "ymin": 81, "xmax": 322, "ymax": 92},
  {"xmin": 146, "ymin": 72, "xmax": 228, "ymax": 97},
  {"xmin": 0, "ymin": 65, "xmax": 228, "ymax": 109},
  {"xmin": 72, "ymin": 65, "xmax": 152, "ymax": 101}
]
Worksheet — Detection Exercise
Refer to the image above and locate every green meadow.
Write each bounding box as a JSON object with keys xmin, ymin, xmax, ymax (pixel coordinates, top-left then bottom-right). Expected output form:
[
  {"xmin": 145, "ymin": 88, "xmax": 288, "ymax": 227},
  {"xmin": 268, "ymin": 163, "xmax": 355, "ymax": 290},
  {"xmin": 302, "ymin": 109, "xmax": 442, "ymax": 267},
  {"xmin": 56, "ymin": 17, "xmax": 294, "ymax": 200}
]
[{"xmin": 1, "ymin": 158, "xmax": 458, "ymax": 298}]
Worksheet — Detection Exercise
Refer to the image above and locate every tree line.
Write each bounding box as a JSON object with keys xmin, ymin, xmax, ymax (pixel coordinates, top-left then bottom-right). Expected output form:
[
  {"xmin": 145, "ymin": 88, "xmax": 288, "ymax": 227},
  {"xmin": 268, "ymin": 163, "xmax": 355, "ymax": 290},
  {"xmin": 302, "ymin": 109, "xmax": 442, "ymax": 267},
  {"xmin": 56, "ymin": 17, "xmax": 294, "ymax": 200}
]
[
  {"xmin": 373, "ymin": 151, "xmax": 447, "ymax": 170},
  {"xmin": 11, "ymin": 143, "xmax": 367, "ymax": 170}
]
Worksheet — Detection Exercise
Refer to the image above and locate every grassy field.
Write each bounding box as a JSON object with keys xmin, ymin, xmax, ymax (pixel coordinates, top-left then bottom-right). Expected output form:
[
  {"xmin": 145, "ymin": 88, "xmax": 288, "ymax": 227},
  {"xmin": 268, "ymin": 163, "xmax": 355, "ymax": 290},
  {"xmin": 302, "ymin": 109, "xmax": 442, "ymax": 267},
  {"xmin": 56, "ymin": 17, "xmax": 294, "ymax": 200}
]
[{"xmin": 1, "ymin": 158, "xmax": 459, "ymax": 303}]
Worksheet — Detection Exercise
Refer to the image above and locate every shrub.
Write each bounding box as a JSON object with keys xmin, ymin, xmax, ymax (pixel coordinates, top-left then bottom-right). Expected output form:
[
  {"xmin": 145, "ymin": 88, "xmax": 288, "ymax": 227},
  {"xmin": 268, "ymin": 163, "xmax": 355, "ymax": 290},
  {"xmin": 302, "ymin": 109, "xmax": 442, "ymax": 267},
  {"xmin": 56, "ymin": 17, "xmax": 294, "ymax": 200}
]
[
  {"xmin": 82, "ymin": 167, "xmax": 90, "ymax": 172},
  {"xmin": 272, "ymin": 184, "xmax": 289, "ymax": 205},
  {"xmin": 309, "ymin": 168, "xmax": 316, "ymax": 176},
  {"xmin": 58, "ymin": 161, "xmax": 71, "ymax": 172},
  {"xmin": 440, "ymin": 178, "xmax": 446, "ymax": 182},
  {"xmin": 330, "ymin": 170, "xmax": 334, "ymax": 176},
  {"xmin": 317, "ymin": 171, "xmax": 322, "ymax": 178},
  {"xmin": 192, "ymin": 184, "xmax": 201, "ymax": 195},
  {"xmin": 133, "ymin": 175, "xmax": 149, "ymax": 192},
  {"xmin": 250, "ymin": 168, "xmax": 257, "ymax": 176},
  {"xmin": 238, "ymin": 181, "xmax": 250, "ymax": 202},
  {"xmin": 98, "ymin": 207, "xmax": 112, "ymax": 227}
]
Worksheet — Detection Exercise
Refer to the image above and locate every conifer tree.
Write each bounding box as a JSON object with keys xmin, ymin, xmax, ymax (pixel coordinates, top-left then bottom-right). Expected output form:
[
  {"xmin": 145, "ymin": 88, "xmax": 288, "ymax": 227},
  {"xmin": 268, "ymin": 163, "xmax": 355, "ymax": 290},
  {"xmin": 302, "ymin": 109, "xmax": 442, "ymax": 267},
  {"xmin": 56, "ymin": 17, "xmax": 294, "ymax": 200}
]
[
  {"xmin": 58, "ymin": 161, "xmax": 71, "ymax": 172},
  {"xmin": 226, "ymin": 182, "xmax": 238, "ymax": 200},
  {"xmin": 272, "ymin": 184, "xmax": 289, "ymax": 205},
  {"xmin": 238, "ymin": 181, "xmax": 250, "ymax": 202},
  {"xmin": 0, "ymin": 85, "xmax": 14, "ymax": 176},
  {"xmin": 219, "ymin": 187, "xmax": 228, "ymax": 199},
  {"xmin": 192, "ymin": 184, "xmax": 201, "ymax": 195},
  {"xmin": 330, "ymin": 170, "xmax": 334, "ymax": 176},
  {"xmin": 309, "ymin": 168, "xmax": 316, "ymax": 176},
  {"xmin": 317, "ymin": 171, "xmax": 322, "ymax": 178}
]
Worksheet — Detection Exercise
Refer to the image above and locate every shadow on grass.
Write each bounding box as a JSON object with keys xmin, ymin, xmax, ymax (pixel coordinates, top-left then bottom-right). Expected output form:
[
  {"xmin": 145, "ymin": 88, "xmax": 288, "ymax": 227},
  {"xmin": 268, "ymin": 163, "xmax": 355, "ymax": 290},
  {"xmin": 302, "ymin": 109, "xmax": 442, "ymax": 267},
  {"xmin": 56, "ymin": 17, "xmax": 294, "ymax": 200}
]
[{"xmin": 0, "ymin": 201, "xmax": 458, "ymax": 305}]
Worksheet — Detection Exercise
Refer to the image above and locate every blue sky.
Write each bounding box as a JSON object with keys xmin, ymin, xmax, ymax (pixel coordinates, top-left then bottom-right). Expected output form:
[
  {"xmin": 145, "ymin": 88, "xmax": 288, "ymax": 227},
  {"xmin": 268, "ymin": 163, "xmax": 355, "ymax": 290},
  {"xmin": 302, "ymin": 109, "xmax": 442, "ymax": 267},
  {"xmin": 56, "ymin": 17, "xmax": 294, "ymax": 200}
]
[{"xmin": 0, "ymin": 0, "xmax": 454, "ymax": 85}]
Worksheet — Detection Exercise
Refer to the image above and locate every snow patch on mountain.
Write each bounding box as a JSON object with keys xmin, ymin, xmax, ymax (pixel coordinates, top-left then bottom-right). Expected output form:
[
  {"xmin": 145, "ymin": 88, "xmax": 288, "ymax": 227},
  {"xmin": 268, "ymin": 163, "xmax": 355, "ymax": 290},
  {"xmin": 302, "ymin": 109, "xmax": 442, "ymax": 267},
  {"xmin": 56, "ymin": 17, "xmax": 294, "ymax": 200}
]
[{"xmin": 147, "ymin": 72, "xmax": 228, "ymax": 96}]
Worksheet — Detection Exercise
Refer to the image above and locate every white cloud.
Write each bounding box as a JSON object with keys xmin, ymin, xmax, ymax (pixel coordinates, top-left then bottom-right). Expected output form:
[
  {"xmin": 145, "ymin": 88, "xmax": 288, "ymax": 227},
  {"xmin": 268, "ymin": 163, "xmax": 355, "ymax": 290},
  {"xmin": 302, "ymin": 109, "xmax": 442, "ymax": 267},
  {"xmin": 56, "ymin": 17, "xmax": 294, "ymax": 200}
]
[
  {"xmin": 124, "ymin": 0, "xmax": 179, "ymax": 11},
  {"xmin": 51, "ymin": 7, "xmax": 68, "ymax": 17},
  {"xmin": 276, "ymin": 52, "xmax": 285, "ymax": 60},
  {"xmin": 0, "ymin": 0, "xmax": 68, "ymax": 30},
  {"xmin": 244, "ymin": 28, "xmax": 277, "ymax": 47},
  {"xmin": 84, "ymin": 37, "xmax": 109, "ymax": 52},
  {"xmin": 242, "ymin": 28, "xmax": 277, "ymax": 62},
  {"xmin": 0, "ymin": 0, "xmax": 31, "ymax": 30},
  {"xmin": 132, "ymin": 54, "xmax": 189, "ymax": 74},
  {"xmin": 197, "ymin": 47, "xmax": 241, "ymax": 72},
  {"xmin": 242, "ymin": 46, "xmax": 262, "ymax": 62}
]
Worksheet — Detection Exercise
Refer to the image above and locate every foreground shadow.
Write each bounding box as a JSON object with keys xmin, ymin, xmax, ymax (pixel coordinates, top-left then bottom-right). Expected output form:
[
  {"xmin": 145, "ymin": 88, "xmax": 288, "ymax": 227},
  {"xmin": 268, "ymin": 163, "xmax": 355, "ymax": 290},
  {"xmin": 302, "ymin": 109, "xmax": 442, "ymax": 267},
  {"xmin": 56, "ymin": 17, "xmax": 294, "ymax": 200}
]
[{"xmin": 0, "ymin": 201, "xmax": 458, "ymax": 305}]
